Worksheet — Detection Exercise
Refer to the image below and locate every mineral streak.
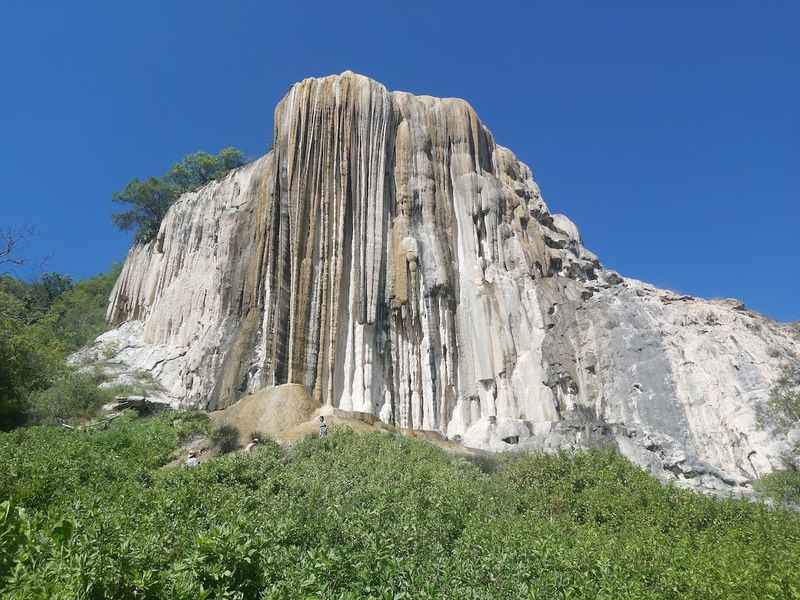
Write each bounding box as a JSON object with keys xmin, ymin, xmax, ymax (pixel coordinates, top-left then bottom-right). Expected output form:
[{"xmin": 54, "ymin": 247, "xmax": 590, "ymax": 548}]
[{"xmin": 83, "ymin": 72, "xmax": 799, "ymax": 492}]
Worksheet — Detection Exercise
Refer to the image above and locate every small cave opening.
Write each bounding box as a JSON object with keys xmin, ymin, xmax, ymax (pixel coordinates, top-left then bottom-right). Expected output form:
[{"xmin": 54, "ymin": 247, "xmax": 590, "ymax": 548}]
[{"xmin": 502, "ymin": 435, "xmax": 520, "ymax": 445}]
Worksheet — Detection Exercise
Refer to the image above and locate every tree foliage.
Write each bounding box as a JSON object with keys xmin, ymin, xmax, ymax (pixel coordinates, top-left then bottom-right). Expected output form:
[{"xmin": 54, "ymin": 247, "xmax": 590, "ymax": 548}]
[
  {"xmin": 755, "ymin": 469, "xmax": 800, "ymax": 505},
  {"xmin": 0, "ymin": 282, "xmax": 67, "ymax": 428},
  {"xmin": 40, "ymin": 265, "xmax": 122, "ymax": 354},
  {"xmin": 25, "ymin": 370, "xmax": 125, "ymax": 426},
  {"xmin": 760, "ymin": 363, "xmax": 800, "ymax": 433},
  {"xmin": 0, "ymin": 272, "xmax": 73, "ymax": 324},
  {"xmin": 0, "ymin": 265, "xmax": 121, "ymax": 429},
  {"xmin": 112, "ymin": 148, "xmax": 246, "ymax": 243}
]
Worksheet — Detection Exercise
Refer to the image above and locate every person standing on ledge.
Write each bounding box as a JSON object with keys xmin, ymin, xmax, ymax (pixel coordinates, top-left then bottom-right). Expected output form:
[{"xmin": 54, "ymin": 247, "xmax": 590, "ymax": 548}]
[{"xmin": 319, "ymin": 416, "xmax": 329, "ymax": 438}]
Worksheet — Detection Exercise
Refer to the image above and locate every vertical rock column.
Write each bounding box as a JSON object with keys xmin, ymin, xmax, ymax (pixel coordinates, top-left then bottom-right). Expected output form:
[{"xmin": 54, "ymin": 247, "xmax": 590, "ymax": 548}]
[{"xmin": 259, "ymin": 74, "xmax": 393, "ymax": 410}]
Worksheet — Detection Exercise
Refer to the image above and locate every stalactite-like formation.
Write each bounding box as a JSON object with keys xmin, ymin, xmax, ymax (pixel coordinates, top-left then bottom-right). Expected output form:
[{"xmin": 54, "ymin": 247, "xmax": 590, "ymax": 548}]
[{"xmin": 99, "ymin": 72, "xmax": 800, "ymax": 492}]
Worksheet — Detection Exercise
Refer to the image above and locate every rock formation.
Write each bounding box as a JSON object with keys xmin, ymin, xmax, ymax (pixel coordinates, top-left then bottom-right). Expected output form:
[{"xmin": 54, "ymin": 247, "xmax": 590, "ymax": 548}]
[
  {"xmin": 78, "ymin": 71, "xmax": 800, "ymax": 492},
  {"xmin": 209, "ymin": 383, "xmax": 320, "ymax": 446}
]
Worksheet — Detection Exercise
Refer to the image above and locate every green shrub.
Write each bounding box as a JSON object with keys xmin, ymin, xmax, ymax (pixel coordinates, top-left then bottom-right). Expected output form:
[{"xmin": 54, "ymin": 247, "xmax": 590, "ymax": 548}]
[
  {"xmin": 761, "ymin": 364, "xmax": 800, "ymax": 431},
  {"xmin": 1, "ymin": 424, "xmax": 799, "ymax": 598},
  {"xmin": 755, "ymin": 470, "xmax": 800, "ymax": 504},
  {"xmin": 210, "ymin": 424, "xmax": 240, "ymax": 453},
  {"xmin": 0, "ymin": 266, "xmax": 121, "ymax": 429},
  {"xmin": 25, "ymin": 370, "xmax": 113, "ymax": 424},
  {"xmin": 172, "ymin": 410, "xmax": 211, "ymax": 441},
  {"xmin": 248, "ymin": 429, "xmax": 266, "ymax": 442}
]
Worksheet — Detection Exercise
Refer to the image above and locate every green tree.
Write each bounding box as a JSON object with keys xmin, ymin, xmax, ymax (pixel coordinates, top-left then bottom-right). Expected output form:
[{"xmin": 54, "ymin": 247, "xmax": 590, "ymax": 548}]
[
  {"xmin": 763, "ymin": 364, "xmax": 800, "ymax": 431},
  {"xmin": 0, "ymin": 272, "xmax": 74, "ymax": 325},
  {"xmin": 39, "ymin": 265, "xmax": 122, "ymax": 353},
  {"xmin": 0, "ymin": 291, "xmax": 29, "ymax": 426},
  {"xmin": 17, "ymin": 274, "xmax": 74, "ymax": 324},
  {"xmin": 112, "ymin": 147, "xmax": 246, "ymax": 243},
  {"xmin": 0, "ymin": 289, "xmax": 65, "ymax": 428},
  {"xmin": 111, "ymin": 177, "xmax": 174, "ymax": 244},
  {"xmin": 0, "ymin": 265, "xmax": 122, "ymax": 429},
  {"xmin": 28, "ymin": 273, "xmax": 74, "ymax": 316}
]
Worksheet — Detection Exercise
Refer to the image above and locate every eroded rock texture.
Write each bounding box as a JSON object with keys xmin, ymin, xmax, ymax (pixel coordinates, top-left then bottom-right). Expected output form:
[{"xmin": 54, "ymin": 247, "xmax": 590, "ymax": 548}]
[{"xmin": 88, "ymin": 72, "xmax": 800, "ymax": 492}]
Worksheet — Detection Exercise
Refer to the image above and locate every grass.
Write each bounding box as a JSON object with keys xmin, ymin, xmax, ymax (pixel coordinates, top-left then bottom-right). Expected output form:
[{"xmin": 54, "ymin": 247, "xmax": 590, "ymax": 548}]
[{"xmin": 1, "ymin": 416, "xmax": 799, "ymax": 599}]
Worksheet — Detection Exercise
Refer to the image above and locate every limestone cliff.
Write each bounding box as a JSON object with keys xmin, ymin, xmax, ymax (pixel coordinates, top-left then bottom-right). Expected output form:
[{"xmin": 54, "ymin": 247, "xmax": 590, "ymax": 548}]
[{"xmin": 80, "ymin": 72, "xmax": 800, "ymax": 492}]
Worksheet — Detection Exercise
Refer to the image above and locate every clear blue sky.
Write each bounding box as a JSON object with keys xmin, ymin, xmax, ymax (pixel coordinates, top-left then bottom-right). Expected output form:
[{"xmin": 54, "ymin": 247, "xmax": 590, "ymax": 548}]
[{"xmin": 1, "ymin": 1, "xmax": 797, "ymax": 321}]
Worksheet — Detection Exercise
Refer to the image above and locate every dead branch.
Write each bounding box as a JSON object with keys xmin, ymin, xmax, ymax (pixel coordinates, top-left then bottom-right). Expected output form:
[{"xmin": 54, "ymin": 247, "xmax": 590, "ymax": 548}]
[{"xmin": 0, "ymin": 226, "xmax": 34, "ymax": 270}]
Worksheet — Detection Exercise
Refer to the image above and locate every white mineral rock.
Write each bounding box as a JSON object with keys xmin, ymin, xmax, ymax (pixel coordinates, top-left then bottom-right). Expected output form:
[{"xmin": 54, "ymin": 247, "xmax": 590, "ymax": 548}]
[{"xmin": 83, "ymin": 72, "xmax": 800, "ymax": 493}]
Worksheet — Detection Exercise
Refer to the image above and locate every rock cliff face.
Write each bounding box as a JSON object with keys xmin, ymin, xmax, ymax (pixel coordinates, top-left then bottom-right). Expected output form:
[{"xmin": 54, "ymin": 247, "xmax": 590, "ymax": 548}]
[{"xmin": 86, "ymin": 72, "xmax": 800, "ymax": 492}]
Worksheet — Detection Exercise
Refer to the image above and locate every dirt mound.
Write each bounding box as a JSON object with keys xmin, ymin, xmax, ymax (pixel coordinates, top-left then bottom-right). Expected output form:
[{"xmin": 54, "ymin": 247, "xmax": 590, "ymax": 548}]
[
  {"xmin": 210, "ymin": 384, "xmax": 485, "ymax": 461},
  {"xmin": 210, "ymin": 384, "xmax": 320, "ymax": 445}
]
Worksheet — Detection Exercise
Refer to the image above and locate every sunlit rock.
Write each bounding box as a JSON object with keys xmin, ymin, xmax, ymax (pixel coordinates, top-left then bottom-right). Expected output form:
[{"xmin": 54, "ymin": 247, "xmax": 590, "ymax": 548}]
[{"xmin": 84, "ymin": 72, "xmax": 800, "ymax": 493}]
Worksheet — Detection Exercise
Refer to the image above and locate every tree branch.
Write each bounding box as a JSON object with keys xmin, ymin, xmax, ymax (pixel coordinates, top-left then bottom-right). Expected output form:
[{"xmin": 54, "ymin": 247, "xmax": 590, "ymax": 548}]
[{"xmin": 0, "ymin": 226, "xmax": 34, "ymax": 270}]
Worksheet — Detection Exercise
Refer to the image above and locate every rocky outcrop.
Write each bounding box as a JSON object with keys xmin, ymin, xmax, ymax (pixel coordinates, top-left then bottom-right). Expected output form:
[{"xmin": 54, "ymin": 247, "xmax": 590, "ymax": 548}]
[
  {"xmin": 209, "ymin": 384, "xmax": 319, "ymax": 446},
  {"xmin": 82, "ymin": 71, "xmax": 800, "ymax": 493}
]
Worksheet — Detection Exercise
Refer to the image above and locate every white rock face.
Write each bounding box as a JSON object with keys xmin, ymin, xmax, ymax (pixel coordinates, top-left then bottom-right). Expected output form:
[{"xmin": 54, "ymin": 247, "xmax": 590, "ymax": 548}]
[{"xmin": 87, "ymin": 72, "xmax": 800, "ymax": 492}]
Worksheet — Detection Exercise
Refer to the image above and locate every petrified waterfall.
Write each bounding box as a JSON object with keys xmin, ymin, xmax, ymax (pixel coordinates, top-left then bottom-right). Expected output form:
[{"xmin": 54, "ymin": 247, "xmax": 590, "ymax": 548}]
[{"xmin": 93, "ymin": 71, "xmax": 799, "ymax": 491}]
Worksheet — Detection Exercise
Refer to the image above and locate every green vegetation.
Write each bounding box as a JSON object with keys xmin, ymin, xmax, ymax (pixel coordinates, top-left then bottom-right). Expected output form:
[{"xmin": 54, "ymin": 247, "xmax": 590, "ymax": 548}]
[
  {"xmin": 210, "ymin": 423, "xmax": 240, "ymax": 453},
  {"xmin": 38, "ymin": 267, "xmax": 122, "ymax": 354},
  {"xmin": 172, "ymin": 410, "xmax": 212, "ymax": 443},
  {"xmin": 755, "ymin": 470, "xmax": 800, "ymax": 505},
  {"xmin": 1, "ymin": 420, "xmax": 799, "ymax": 599},
  {"xmin": 1, "ymin": 147, "xmax": 247, "ymax": 428},
  {"xmin": 763, "ymin": 364, "xmax": 800, "ymax": 431},
  {"xmin": 0, "ymin": 266, "xmax": 120, "ymax": 429},
  {"xmin": 112, "ymin": 148, "xmax": 246, "ymax": 243},
  {"xmin": 754, "ymin": 363, "xmax": 800, "ymax": 506},
  {"xmin": 24, "ymin": 370, "xmax": 138, "ymax": 426}
]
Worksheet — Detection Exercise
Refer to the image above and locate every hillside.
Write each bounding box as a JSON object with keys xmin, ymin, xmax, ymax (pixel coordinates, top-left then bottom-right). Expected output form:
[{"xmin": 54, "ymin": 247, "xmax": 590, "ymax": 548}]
[
  {"xmin": 1, "ymin": 415, "xmax": 799, "ymax": 599},
  {"xmin": 79, "ymin": 71, "xmax": 800, "ymax": 495}
]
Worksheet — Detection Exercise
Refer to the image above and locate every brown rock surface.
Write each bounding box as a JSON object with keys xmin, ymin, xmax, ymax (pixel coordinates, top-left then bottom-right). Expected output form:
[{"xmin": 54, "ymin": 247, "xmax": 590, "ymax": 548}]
[
  {"xmin": 76, "ymin": 71, "xmax": 800, "ymax": 493},
  {"xmin": 210, "ymin": 383, "xmax": 319, "ymax": 445}
]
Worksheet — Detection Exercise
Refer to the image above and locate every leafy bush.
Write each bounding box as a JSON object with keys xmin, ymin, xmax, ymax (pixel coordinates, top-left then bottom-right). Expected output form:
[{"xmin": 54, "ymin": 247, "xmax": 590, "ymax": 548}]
[
  {"xmin": 210, "ymin": 424, "xmax": 240, "ymax": 453},
  {"xmin": 112, "ymin": 148, "xmax": 246, "ymax": 243},
  {"xmin": 755, "ymin": 470, "xmax": 800, "ymax": 504},
  {"xmin": 1, "ymin": 423, "xmax": 799, "ymax": 598},
  {"xmin": 0, "ymin": 414, "xmax": 177, "ymax": 513},
  {"xmin": 0, "ymin": 289, "xmax": 65, "ymax": 428},
  {"xmin": 172, "ymin": 410, "xmax": 211, "ymax": 442},
  {"xmin": 760, "ymin": 363, "xmax": 800, "ymax": 432},
  {"xmin": 25, "ymin": 370, "xmax": 113, "ymax": 424},
  {"xmin": 0, "ymin": 266, "xmax": 121, "ymax": 429}
]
